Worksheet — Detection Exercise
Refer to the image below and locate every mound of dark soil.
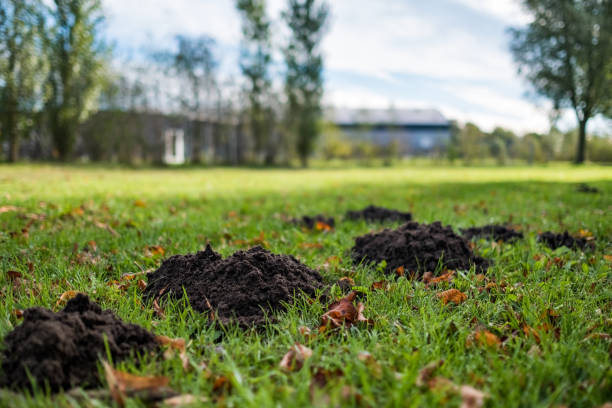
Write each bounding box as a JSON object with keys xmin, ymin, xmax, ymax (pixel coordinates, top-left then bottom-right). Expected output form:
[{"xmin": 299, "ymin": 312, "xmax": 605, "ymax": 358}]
[
  {"xmin": 576, "ymin": 183, "xmax": 600, "ymax": 194},
  {"xmin": 537, "ymin": 231, "xmax": 590, "ymax": 250},
  {"xmin": 293, "ymin": 214, "xmax": 335, "ymax": 229},
  {"xmin": 461, "ymin": 224, "xmax": 523, "ymax": 242},
  {"xmin": 0, "ymin": 294, "xmax": 158, "ymax": 392},
  {"xmin": 143, "ymin": 245, "xmax": 324, "ymax": 327},
  {"xmin": 351, "ymin": 221, "xmax": 489, "ymax": 276},
  {"xmin": 346, "ymin": 205, "xmax": 412, "ymax": 223}
]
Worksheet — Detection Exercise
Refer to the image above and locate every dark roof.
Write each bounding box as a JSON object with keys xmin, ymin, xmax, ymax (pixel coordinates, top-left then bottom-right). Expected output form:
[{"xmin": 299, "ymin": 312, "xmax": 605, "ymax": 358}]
[{"xmin": 325, "ymin": 108, "xmax": 449, "ymax": 126}]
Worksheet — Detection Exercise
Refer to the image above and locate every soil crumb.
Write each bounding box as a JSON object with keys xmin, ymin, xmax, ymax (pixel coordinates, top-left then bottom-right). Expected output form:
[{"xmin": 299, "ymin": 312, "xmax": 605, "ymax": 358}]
[
  {"xmin": 346, "ymin": 205, "xmax": 412, "ymax": 223},
  {"xmin": 576, "ymin": 183, "xmax": 600, "ymax": 194},
  {"xmin": 0, "ymin": 294, "xmax": 158, "ymax": 392},
  {"xmin": 537, "ymin": 231, "xmax": 590, "ymax": 250},
  {"xmin": 461, "ymin": 224, "xmax": 523, "ymax": 242},
  {"xmin": 293, "ymin": 214, "xmax": 335, "ymax": 229},
  {"xmin": 143, "ymin": 245, "xmax": 324, "ymax": 327},
  {"xmin": 351, "ymin": 221, "xmax": 489, "ymax": 276}
]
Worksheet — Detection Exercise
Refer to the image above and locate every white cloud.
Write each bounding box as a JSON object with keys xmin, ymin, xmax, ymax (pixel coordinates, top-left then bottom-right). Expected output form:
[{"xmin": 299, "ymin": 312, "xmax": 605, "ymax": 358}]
[{"xmin": 449, "ymin": 0, "xmax": 532, "ymax": 25}]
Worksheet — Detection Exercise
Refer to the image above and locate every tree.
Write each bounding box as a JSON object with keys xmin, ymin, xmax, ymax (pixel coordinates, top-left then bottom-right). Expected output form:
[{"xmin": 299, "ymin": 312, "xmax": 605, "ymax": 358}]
[
  {"xmin": 236, "ymin": 0, "xmax": 276, "ymax": 164},
  {"xmin": 509, "ymin": 0, "xmax": 612, "ymax": 164},
  {"xmin": 0, "ymin": 0, "xmax": 45, "ymax": 162},
  {"xmin": 282, "ymin": 0, "xmax": 329, "ymax": 167},
  {"xmin": 44, "ymin": 0, "xmax": 107, "ymax": 161}
]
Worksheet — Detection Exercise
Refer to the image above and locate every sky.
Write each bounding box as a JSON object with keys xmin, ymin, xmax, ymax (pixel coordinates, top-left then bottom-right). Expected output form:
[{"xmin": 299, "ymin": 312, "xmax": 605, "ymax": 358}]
[{"xmin": 101, "ymin": 0, "xmax": 610, "ymax": 134}]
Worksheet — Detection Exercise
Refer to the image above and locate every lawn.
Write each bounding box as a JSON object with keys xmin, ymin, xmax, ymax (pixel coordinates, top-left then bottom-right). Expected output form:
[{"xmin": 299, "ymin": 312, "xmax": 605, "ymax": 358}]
[{"xmin": 0, "ymin": 164, "xmax": 611, "ymax": 407}]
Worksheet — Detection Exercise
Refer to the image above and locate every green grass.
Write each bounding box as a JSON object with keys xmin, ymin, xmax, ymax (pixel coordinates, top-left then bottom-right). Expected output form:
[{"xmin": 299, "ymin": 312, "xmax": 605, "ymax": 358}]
[{"xmin": 0, "ymin": 163, "xmax": 611, "ymax": 407}]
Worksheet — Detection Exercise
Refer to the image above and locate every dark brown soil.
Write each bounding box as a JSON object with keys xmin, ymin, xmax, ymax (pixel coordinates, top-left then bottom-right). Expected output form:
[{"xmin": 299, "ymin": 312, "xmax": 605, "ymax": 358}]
[
  {"xmin": 576, "ymin": 183, "xmax": 600, "ymax": 194},
  {"xmin": 461, "ymin": 224, "xmax": 523, "ymax": 242},
  {"xmin": 143, "ymin": 245, "xmax": 324, "ymax": 327},
  {"xmin": 293, "ymin": 214, "xmax": 335, "ymax": 229},
  {"xmin": 351, "ymin": 221, "xmax": 489, "ymax": 276},
  {"xmin": 537, "ymin": 231, "xmax": 590, "ymax": 250},
  {"xmin": 0, "ymin": 294, "xmax": 158, "ymax": 392},
  {"xmin": 346, "ymin": 205, "xmax": 412, "ymax": 223}
]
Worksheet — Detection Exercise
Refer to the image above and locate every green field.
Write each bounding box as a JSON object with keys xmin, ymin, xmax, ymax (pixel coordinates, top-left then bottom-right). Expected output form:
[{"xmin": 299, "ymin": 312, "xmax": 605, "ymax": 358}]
[{"xmin": 1, "ymin": 164, "xmax": 611, "ymax": 407}]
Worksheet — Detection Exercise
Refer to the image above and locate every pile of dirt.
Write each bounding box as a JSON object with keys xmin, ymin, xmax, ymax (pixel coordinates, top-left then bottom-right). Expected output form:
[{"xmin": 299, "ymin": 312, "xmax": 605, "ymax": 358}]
[
  {"xmin": 346, "ymin": 205, "xmax": 412, "ymax": 223},
  {"xmin": 143, "ymin": 245, "xmax": 324, "ymax": 327},
  {"xmin": 461, "ymin": 224, "xmax": 523, "ymax": 242},
  {"xmin": 576, "ymin": 183, "xmax": 600, "ymax": 194},
  {"xmin": 537, "ymin": 231, "xmax": 590, "ymax": 250},
  {"xmin": 351, "ymin": 221, "xmax": 489, "ymax": 276},
  {"xmin": 0, "ymin": 294, "xmax": 158, "ymax": 392},
  {"xmin": 293, "ymin": 214, "xmax": 335, "ymax": 229}
]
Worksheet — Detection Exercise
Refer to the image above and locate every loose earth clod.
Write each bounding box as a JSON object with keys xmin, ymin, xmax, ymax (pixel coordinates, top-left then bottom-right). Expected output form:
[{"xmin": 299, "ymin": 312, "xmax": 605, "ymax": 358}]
[
  {"xmin": 345, "ymin": 205, "xmax": 412, "ymax": 223},
  {"xmin": 0, "ymin": 294, "xmax": 158, "ymax": 392},
  {"xmin": 461, "ymin": 224, "xmax": 523, "ymax": 242},
  {"xmin": 351, "ymin": 221, "xmax": 489, "ymax": 277},
  {"xmin": 143, "ymin": 245, "xmax": 324, "ymax": 327},
  {"xmin": 537, "ymin": 231, "xmax": 590, "ymax": 250}
]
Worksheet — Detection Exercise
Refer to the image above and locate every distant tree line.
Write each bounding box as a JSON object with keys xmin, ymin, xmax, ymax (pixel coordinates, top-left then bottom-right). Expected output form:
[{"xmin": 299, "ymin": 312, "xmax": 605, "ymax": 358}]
[{"xmin": 0, "ymin": 0, "xmax": 329, "ymax": 165}]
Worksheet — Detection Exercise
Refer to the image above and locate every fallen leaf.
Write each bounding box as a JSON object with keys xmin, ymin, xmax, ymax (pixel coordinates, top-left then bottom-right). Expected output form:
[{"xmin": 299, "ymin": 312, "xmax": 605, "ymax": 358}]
[
  {"xmin": 298, "ymin": 326, "xmax": 313, "ymax": 338},
  {"xmin": 7, "ymin": 270, "xmax": 22, "ymax": 280},
  {"xmin": 133, "ymin": 200, "xmax": 147, "ymax": 208},
  {"xmin": 370, "ymin": 280, "xmax": 390, "ymax": 291},
  {"xmin": 153, "ymin": 299, "xmax": 166, "ymax": 318},
  {"xmin": 396, "ymin": 266, "xmax": 405, "ymax": 277},
  {"xmin": 473, "ymin": 330, "xmax": 501, "ymax": 347},
  {"xmin": 436, "ymin": 289, "xmax": 467, "ymax": 305},
  {"xmin": 416, "ymin": 360, "xmax": 444, "ymax": 388},
  {"xmin": 0, "ymin": 205, "xmax": 19, "ymax": 213},
  {"xmin": 156, "ymin": 335, "xmax": 190, "ymax": 372},
  {"xmin": 145, "ymin": 245, "xmax": 165, "ymax": 257},
  {"xmin": 582, "ymin": 332, "xmax": 611, "ymax": 341},
  {"xmin": 212, "ymin": 376, "xmax": 231, "ymax": 393},
  {"xmin": 426, "ymin": 270, "xmax": 455, "ymax": 287},
  {"xmin": 523, "ymin": 324, "xmax": 541, "ymax": 344},
  {"xmin": 279, "ymin": 343, "xmax": 313, "ymax": 372},
  {"xmin": 94, "ymin": 221, "xmax": 119, "ymax": 237},
  {"xmin": 299, "ymin": 242, "xmax": 324, "ymax": 249},
  {"xmin": 603, "ymin": 254, "xmax": 612, "ymax": 263},
  {"xmin": 320, "ymin": 291, "xmax": 371, "ymax": 331},
  {"xmin": 460, "ymin": 385, "xmax": 487, "ymax": 408},
  {"xmin": 162, "ymin": 394, "xmax": 208, "ymax": 406},
  {"xmin": 315, "ymin": 221, "xmax": 333, "ymax": 231},
  {"xmin": 56, "ymin": 290, "xmax": 83, "ymax": 307},
  {"xmin": 137, "ymin": 279, "xmax": 147, "ymax": 291},
  {"xmin": 103, "ymin": 361, "xmax": 170, "ymax": 407}
]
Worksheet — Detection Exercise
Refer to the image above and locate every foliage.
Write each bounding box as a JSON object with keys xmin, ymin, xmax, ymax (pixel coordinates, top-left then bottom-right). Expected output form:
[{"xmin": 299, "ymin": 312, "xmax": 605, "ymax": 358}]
[
  {"xmin": 509, "ymin": 0, "xmax": 612, "ymax": 163},
  {"xmin": 283, "ymin": 0, "xmax": 329, "ymax": 167},
  {"xmin": 236, "ymin": 0, "xmax": 276, "ymax": 164},
  {"xmin": 0, "ymin": 0, "xmax": 46, "ymax": 162},
  {"xmin": 43, "ymin": 0, "xmax": 108, "ymax": 161}
]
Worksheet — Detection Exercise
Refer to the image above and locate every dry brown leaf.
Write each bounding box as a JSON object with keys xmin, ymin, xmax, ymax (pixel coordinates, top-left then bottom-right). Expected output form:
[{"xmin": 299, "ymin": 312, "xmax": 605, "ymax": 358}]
[
  {"xmin": 299, "ymin": 242, "xmax": 324, "ymax": 249},
  {"xmin": 370, "ymin": 280, "xmax": 389, "ymax": 291},
  {"xmin": 56, "ymin": 290, "xmax": 83, "ymax": 307},
  {"xmin": 133, "ymin": 199, "xmax": 147, "ymax": 208},
  {"xmin": 436, "ymin": 289, "xmax": 467, "ymax": 305},
  {"xmin": 162, "ymin": 394, "xmax": 208, "ymax": 406},
  {"xmin": 137, "ymin": 279, "xmax": 147, "ymax": 291},
  {"xmin": 474, "ymin": 330, "xmax": 501, "ymax": 347},
  {"xmin": 396, "ymin": 266, "xmax": 405, "ymax": 277},
  {"xmin": 315, "ymin": 221, "xmax": 333, "ymax": 231},
  {"xmin": 582, "ymin": 332, "xmax": 612, "ymax": 341},
  {"xmin": 426, "ymin": 270, "xmax": 455, "ymax": 287},
  {"xmin": 459, "ymin": 385, "xmax": 487, "ymax": 408},
  {"xmin": 0, "ymin": 205, "xmax": 19, "ymax": 213},
  {"xmin": 7, "ymin": 270, "xmax": 22, "ymax": 280},
  {"xmin": 94, "ymin": 221, "xmax": 119, "ymax": 237},
  {"xmin": 153, "ymin": 298, "xmax": 166, "ymax": 318},
  {"xmin": 320, "ymin": 291, "xmax": 371, "ymax": 331},
  {"xmin": 523, "ymin": 324, "xmax": 541, "ymax": 344},
  {"xmin": 156, "ymin": 335, "xmax": 190, "ymax": 372},
  {"xmin": 416, "ymin": 360, "xmax": 444, "ymax": 388},
  {"xmin": 603, "ymin": 254, "xmax": 612, "ymax": 263},
  {"xmin": 145, "ymin": 245, "xmax": 165, "ymax": 257},
  {"xmin": 279, "ymin": 343, "xmax": 313, "ymax": 372},
  {"xmin": 212, "ymin": 376, "xmax": 231, "ymax": 393},
  {"xmin": 103, "ymin": 361, "xmax": 169, "ymax": 407}
]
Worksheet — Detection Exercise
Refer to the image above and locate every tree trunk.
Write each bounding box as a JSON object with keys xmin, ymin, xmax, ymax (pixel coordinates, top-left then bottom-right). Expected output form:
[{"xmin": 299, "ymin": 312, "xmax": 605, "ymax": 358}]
[
  {"xmin": 575, "ymin": 118, "xmax": 587, "ymax": 164},
  {"xmin": 6, "ymin": 111, "xmax": 19, "ymax": 162},
  {"xmin": 192, "ymin": 122, "xmax": 201, "ymax": 164}
]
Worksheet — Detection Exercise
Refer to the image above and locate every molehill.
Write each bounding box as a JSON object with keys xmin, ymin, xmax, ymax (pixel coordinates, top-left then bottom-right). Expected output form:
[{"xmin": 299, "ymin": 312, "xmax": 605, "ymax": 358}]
[
  {"xmin": 346, "ymin": 205, "xmax": 412, "ymax": 223},
  {"xmin": 293, "ymin": 214, "xmax": 335, "ymax": 229},
  {"xmin": 351, "ymin": 221, "xmax": 489, "ymax": 276},
  {"xmin": 0, "ymin": 294, "xmax": 158, "ymax": 392},
  {"xmin": 461, "ymin": 224, "xmax": 524, "ymax": 242},
  {"xmin": 538, "ymin": 231, "xmax": 590, "ymax": 250},
  {"xmin": 143, "ymin": 245, "xmax": 324, "ymax": 327}
]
